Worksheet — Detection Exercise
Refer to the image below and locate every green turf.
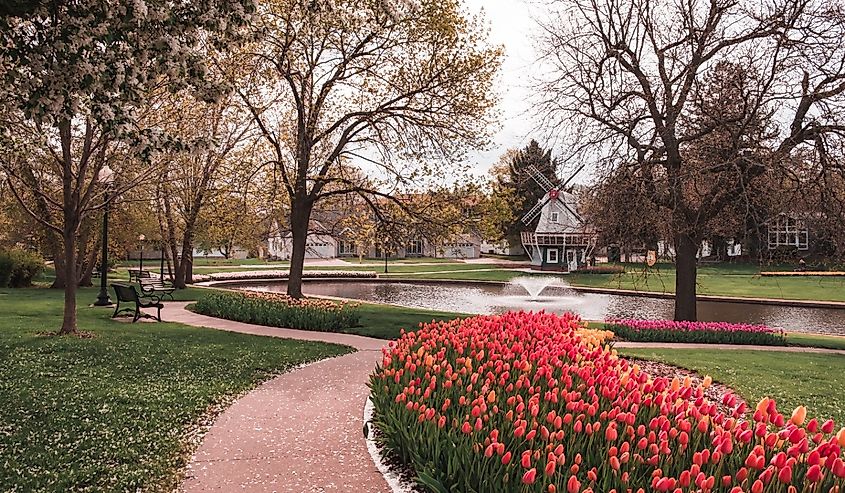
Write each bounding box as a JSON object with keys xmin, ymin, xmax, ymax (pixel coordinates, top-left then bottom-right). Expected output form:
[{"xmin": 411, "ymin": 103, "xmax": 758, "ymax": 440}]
[
  {"xmin": 617, "ymin": 348, "xmax": 845, "ymax": 423},
  {"xmin": 346, "ymin": 303, "xmax": 467, "ymax": 339},
  {"xmin": 0, "ymin": 287, "xmax": 352, "ymax": 492},
  {"xmin": 568, "ymin": 262, "xmax": 845, "ymax": 302},
  {"xmin": 384, "ymin": 269, "xmax": 523, "ymax": 282},
  {"xmin": 786, "ymin": 332, "xmax": 845, "ymax": 350}
]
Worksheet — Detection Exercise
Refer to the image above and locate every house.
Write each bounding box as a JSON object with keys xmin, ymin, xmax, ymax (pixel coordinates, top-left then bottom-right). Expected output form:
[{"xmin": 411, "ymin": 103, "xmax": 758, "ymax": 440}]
[
  {"xmin": 481, "ymin": 239, "xmax": 524, "ymax": 256},
  {"xmin": 266, "ymin": 220, "xmax": 338, "ymax": 260},
  {"xmin": 520, "ymin": 190, "xmax": 597, "ymax": 271}
]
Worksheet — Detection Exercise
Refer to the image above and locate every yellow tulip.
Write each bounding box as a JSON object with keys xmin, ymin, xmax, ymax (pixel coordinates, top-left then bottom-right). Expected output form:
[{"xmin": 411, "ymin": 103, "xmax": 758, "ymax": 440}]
[
  {"xmin": 837, "ymin": 428, "xmax": 845, "ymax": 447},
  {"xmin": 790, "ymin": 406, "xmax": 807, "ymax": 426},
  {"xmin": 683, "ymin": 376, "xmax": 692, "ymax": 389},
  {"xmin": 756, "ymin": 397, "xmax": 770, "ymax": 414},
  {"xmin": 671, "ymin": 377, "xmax": 680, "ymax": 392},
  {"xmin": 702, "ymin": 375, "xmax": 712, "ymax": 388}
]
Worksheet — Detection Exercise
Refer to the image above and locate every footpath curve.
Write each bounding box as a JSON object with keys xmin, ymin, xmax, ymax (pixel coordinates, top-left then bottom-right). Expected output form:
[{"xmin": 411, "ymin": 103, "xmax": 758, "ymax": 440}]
[{"xmin": 163, "ymin": 302, "xmax": 391, "ymax": 493}]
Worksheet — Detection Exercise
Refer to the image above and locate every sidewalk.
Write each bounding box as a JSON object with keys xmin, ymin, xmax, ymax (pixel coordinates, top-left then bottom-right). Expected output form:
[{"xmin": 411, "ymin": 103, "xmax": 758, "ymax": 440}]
[{"xmin": 163, "ymin": 303, "xmax": 391, "ymax": 493}]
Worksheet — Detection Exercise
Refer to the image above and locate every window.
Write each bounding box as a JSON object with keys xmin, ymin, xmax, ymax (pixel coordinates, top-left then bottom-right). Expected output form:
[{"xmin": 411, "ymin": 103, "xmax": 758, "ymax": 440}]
[
  {"xmin": 550, "ymin": 212, "xmax": 559, "ymax": 223},
  {"xmin": 337, "ymin": 240, "xmax": 356, "ymax": 256},
  {"xmin": 547, "ymin": 248, "xmax": 559, "ymax": 263},
  {"xmin": 768, "ymin": 216, "xmax": 809, "ymax": 250},
  {"xmin": 407, "ymin": 239, "xmax": 424, "ymax": 256}
]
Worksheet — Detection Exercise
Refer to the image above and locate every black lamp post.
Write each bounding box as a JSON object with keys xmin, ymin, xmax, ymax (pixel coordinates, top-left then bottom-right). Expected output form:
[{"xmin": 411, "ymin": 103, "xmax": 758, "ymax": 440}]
[
  {"xmin": 94, "ymin": 165, "xmax": 115, "ymax": 306},
  {"xmin": 138, "ymin": 234, "xmax": 146, "ymax": 272}
]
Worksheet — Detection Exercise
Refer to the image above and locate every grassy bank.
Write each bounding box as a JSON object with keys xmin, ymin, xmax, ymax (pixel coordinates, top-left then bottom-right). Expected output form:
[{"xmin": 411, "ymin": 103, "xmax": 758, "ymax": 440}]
[
  {"xmin": 618, "ymin": 348, "xmax": 845, "ymax": 423},
  {"xmin": 0, "ymin": 287, "xmax": 351, "ymax": 492},
  {"xmin": 569, "ymin": 262, "xmax": 845, "ymax": 302}
]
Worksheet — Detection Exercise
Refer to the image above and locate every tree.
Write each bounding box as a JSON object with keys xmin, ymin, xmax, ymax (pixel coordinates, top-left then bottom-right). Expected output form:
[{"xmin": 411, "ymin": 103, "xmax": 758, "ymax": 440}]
[
  {"xmin": 236, "ymin": 0, "xmax": 501, "ymax": 297},
  {"xmin": 491, "ymin": 141, "xmax": 558, "ymax": 243},
  {"xmin": 537, "ymin": 0, "xmax": 845, "ymax": 320},
  {"xmin": 0, "ymin": 0, "xmax": 256, "ymax": 334},
  {"xmin": 152, "ymin": 88, "xmax": 258, "ymax": 288}
]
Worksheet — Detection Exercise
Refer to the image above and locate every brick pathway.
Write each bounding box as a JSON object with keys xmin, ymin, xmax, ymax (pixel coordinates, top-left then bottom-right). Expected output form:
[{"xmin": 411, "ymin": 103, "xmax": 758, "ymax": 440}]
[{"xmin": 162, "ymin": 303, "xmax": 391, "ymax": 493}]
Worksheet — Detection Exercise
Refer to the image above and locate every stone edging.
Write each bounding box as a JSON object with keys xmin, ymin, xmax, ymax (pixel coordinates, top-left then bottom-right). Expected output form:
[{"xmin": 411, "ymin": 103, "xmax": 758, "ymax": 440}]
[{"xmin": 363, "ymin": 397, "xmax": 415, "ymax": 493}]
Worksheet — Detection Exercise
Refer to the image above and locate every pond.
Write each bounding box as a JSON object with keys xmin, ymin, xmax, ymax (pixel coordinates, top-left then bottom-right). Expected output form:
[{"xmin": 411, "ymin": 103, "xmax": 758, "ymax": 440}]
[{"xmin": 237, "ymin": 279, "xmax": 845, "ymax": 335}]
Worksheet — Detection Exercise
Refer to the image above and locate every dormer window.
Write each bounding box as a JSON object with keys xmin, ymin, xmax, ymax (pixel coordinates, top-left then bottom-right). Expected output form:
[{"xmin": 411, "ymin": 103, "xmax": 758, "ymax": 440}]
[{"xmin": 550, "ymin": 212, "xmax": 559, "ymax": 223}]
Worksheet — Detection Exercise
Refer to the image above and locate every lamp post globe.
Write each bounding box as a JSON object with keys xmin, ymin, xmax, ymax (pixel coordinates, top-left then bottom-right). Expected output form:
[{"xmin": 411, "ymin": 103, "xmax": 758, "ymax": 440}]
[{"xmin": 94, "ymin": 165, "xmax": 116, "ymax": 306}]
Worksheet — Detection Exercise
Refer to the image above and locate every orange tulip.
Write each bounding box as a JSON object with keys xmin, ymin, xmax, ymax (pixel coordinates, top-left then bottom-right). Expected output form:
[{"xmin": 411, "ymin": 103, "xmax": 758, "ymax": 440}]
[{"xmin": 790, "ymin": 406, "xmax": 807, "ymax": 426}]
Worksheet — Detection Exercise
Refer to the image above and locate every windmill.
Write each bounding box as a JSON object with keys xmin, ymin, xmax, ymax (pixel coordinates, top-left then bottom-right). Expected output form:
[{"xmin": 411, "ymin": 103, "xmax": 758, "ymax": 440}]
[
  {"xmin": 519, "ymin": 163, "xmax": 595, "ymax": 271},
  {"xmin": 520, "ymin": 163, "xmax": 586, "ymax": 226}
]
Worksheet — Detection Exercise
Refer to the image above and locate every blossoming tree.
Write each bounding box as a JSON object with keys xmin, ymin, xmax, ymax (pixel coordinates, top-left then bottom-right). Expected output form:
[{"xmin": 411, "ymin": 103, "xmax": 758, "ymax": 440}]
[{"xmin": 0, "ymin": 0, "xmax": 256, "ymax": 334}]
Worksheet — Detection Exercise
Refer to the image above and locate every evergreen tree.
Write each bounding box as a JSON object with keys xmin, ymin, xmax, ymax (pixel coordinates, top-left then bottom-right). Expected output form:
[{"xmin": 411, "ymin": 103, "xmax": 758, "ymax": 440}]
[{"xmin": 494, "ymin": 140, "xmax": 558, "ymax": 243}]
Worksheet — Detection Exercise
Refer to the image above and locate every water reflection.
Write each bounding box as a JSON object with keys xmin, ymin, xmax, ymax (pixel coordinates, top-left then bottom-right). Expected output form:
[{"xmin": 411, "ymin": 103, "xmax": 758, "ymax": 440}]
[{"xmin": 240, "ymin": 281, "xmax": 845, "ymax": 335}]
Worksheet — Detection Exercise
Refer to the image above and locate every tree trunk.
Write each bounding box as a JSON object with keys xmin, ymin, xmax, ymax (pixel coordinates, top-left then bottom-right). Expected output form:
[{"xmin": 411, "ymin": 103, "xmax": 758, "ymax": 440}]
[
  {"xmin": 287, "ymin": 201, "xmax": 312, "ymax": 298},
  {"xmin": 174, "ymin": 237, "xmax": 194, "ymax": 289},
  {"xmin": 673, "ymin": 232, "xmax": 699, "ymax": 321},
  {"xmin": 51, "ymin": 240, "xmax": 67, "ymax": 289},
  {"xmin": 60, "ymin": 226, "xmax": 78, "ymax": 334}
]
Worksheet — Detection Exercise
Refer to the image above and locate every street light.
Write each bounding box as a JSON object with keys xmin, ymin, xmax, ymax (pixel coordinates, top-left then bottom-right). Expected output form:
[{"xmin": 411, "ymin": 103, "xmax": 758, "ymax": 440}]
[
  {"xmin": 138, "ymin": 234, "xmax": 146, "ymax": 272},
  {"xmin": 94, "ymin": 165, "xmax": 115, "ymax": 306}
]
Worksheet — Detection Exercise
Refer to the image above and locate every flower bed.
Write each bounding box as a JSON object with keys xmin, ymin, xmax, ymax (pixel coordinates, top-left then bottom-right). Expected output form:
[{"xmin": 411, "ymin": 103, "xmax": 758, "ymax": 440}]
[
  {"xmin": 192, "ymin": 290, "xmax": 359, "ymax": 331},
  {"xmin": 606, "ymin": 319, "xmax": 787, "ymax": 346},
  {"xmin": 191, "ymin": 270, "xmax": 378, "ymax": 283},
  {"xmin": 370, "ymin": 311, "xmax": 844, "ymax": 492}
]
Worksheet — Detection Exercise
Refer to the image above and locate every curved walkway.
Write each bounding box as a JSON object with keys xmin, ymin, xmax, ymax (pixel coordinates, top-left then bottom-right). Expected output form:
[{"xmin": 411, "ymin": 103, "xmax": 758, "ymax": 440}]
[{"xmin": 163, "ymin": 303, "xmax": 391, "ymax": 493}]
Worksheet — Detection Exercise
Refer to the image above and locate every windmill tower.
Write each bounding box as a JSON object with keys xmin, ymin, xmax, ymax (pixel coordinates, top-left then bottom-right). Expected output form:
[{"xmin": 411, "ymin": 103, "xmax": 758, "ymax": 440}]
[{"xmin": 520, "ymin": 165, "xmax": 596, "ymax": 271}]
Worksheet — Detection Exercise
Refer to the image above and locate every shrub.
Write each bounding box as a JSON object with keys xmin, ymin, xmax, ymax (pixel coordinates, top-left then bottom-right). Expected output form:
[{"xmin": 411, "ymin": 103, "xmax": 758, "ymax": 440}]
[
  {"xmin": 370, "ymin": 311, "xmax": 844, "ymax": 492},
  {"xmin": 0, "ymin": 249, "xmax": 44, "ymax": 288},
  {"xmin": 192, "ymin": 290, "xmax": 360, "ymax": 331},
  {"xmin": 606, "ymin": 319, "xmax": 787, "ymax": 346}
]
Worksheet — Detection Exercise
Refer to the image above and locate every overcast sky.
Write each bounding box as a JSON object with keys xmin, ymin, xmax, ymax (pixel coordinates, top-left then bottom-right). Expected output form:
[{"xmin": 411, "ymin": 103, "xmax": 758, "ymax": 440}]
[{"xmin": 461, "ymin": 0, "xmax": 544, "ymax": 179}]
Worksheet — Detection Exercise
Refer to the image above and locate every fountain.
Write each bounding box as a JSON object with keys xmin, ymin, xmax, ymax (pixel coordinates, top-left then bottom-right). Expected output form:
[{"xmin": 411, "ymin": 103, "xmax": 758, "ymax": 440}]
[{"xmin": 510, "ymin": 276, "xmax": 563, "ymax": 300}]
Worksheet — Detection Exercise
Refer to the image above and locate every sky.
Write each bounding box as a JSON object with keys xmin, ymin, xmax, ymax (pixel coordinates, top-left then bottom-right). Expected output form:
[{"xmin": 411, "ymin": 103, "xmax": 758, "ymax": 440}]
[{"xmin": 461, "ymin": 0, "xmax": 545, "ymax": 179}]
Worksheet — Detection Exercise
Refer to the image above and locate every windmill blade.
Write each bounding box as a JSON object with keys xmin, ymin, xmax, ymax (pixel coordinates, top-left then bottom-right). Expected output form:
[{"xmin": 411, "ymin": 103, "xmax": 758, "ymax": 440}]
[
  {"xmin": 521, "ymin": 196, "xmax": 551, "ymax": 225},
  {"xmin": 558, "ymin": 162, "xmax": 588, "ymax": 190},
  {"xmin": 557, "ymin": 197, "xmax": 584, "ymax": 224},
  {"xmin": 526, "ymin": 165, "xmax": 555, "ymax": 192}
]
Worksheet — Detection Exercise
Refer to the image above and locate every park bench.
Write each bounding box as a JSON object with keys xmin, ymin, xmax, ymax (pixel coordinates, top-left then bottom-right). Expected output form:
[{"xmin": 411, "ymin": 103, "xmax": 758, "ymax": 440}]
[
  {"xmin": 111, "ymin": 283, "xmax": 163, "ymax": 323},
  {"xmin": 139, "ymin": 276, "xmax": 175, "ymax": 300},
  {"xmin": 128, "ymin": 269, "xmax": 152, "ymax": 282}
]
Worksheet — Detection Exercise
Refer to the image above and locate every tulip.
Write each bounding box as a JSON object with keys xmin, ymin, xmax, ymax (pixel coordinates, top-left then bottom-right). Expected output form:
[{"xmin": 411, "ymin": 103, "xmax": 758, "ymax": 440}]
[
  {"xmin": 522, "ymin": 468, "xmax": 537, "ymax": 484},
  {"xmin": 566, "ymin": 475, "xmax": 580, "ymax": 493},
  {"xmin": 790, "ymin": 406, "xmax": 807, "ymax": 426}
]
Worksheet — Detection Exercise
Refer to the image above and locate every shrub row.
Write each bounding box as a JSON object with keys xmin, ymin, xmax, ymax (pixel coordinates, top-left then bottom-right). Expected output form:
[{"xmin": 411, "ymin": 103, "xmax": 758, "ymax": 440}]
[
  {"xmin": 192, "ymin": 270, "xmax": 378, "ymax": 283},
  {"xmin": 605, "ymin": 319, "xmax": 787, "ymax": 346},
  {"xmin": 192, "ymin": 290, "xmax": 360, "ymax": 331},
  {"xmin": 370, "ymin": 312, "xmax": 845, "ymax": 493},
  {"xmin": 0, "ymin": 249, "xmax": 44, "ymax": 288}
]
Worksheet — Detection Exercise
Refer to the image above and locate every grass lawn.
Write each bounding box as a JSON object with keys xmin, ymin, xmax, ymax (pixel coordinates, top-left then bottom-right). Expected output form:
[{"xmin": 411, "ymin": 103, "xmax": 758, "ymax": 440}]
[
  {"xmin": 786, "ymin": 332, "xmax": 845, "ymax": 350},
  {"xmin": 617, "ymin": 348, "xmax": 845, "ymax": 423},
  {"xmin": 385, "ymin": 269, "xmax": 523, "ymax": 282},
  {"xmin": 0, "ymin": 287, "xmax": 352, "ymax": 492},
  {"xmin": 569, "ymin": 262, "xmax": 845, "ymax": 302},
  {"xmin": 348, "ymin": 303, "xmax": 468, "ymax": 339}
]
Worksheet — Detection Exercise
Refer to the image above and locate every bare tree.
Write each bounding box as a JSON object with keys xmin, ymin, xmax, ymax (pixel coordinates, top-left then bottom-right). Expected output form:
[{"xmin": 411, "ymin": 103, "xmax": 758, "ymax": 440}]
[
  {"xmin": 234, "ymin": 0, "xmax": 501, "ymax": 297},
  {"xmin": 536, "ymin": 0, "xmax": 845, "ymax": 320}
]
